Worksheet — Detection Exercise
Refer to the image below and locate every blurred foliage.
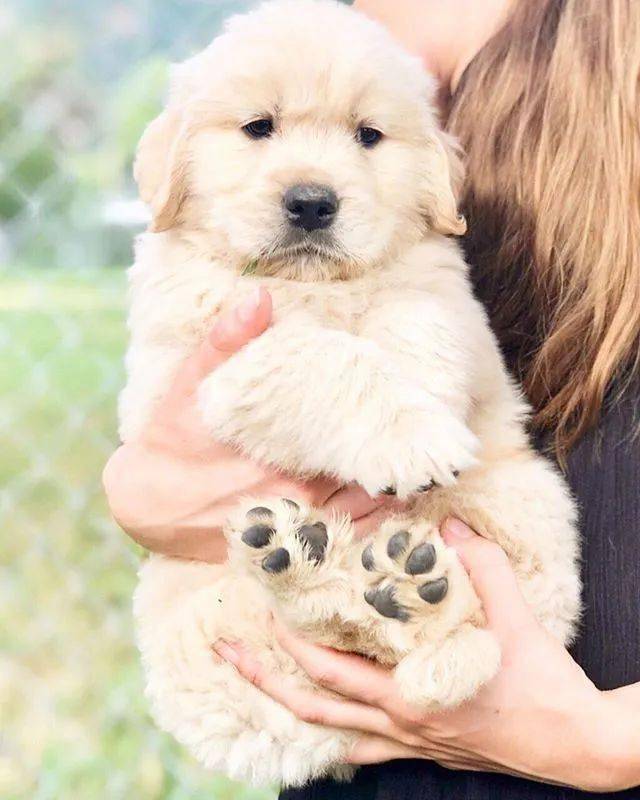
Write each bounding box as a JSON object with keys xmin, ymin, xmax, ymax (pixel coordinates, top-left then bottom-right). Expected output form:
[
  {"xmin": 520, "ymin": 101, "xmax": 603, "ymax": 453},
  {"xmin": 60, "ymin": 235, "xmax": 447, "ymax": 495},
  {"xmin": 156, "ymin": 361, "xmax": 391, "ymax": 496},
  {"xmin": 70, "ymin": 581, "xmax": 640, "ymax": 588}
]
[
  {"xmin": 0, "ymin": 0, "xmax": 253, "ymax": 269},
  {"xmin": 3, "ymin": 0, "xmax": 349, "ymax": 797},
  {"xmin": 0, "ymin": 269, "xmax": 275, "ymax": 799}
]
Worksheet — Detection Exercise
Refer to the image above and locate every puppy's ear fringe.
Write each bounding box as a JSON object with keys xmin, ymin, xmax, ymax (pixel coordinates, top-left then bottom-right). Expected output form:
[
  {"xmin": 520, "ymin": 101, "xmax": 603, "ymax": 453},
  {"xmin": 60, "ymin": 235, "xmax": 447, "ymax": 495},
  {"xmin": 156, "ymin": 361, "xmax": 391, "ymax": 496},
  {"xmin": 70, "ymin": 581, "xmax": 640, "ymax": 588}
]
[
  {"xmin": 424, "ymin": 130, "xmax": 467, "ymax": 237},
  {"xmin": 133, "ymin": 109, "xmax": 190, "ymax": 233}
]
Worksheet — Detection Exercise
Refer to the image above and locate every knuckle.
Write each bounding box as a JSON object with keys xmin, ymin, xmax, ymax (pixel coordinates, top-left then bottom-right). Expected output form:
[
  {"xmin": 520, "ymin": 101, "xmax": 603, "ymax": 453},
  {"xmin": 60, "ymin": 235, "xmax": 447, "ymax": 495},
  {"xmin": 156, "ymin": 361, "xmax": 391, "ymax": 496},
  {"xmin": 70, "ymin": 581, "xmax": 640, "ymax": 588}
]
[
  {"xmin": 295, "ymin": 703, "xmax": 326, "ymax": 726},
  {"xmin": 437, "ymin": 759, "xmax": 464, "ymax": 772},
  {"xmin": 102, "ymin": 449, "xmax": 141, "ymax": 530},
  {"xmin": 394, "ymin": 728, "xmax": 425, "ymax": 748},
  {"xmin": 394, "ymin": 708, "xmax": 426, "ymax": 729},
  {"xmin": 244, "ymin": 663, "xmax": 265, "ymax": 688},
  {"xmin": 422, "ymin": 719, "xmax": 450, "ymax": 742},
  {"xmin": 102, "ymin": 447, "xmax": 127, "ymax": 499},
  {"xmin": 311, "ymin": 667, "xmax": 339, "ymax": 689}
]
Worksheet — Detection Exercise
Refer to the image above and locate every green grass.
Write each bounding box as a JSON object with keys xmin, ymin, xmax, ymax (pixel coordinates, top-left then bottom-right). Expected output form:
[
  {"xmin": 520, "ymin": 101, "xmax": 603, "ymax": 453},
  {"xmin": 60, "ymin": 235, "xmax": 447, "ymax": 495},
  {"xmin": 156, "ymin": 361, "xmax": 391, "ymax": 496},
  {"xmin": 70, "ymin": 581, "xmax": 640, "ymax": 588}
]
[{"xmin": 0, "ymin": 268, "xmax": 275, "ymax": 800}]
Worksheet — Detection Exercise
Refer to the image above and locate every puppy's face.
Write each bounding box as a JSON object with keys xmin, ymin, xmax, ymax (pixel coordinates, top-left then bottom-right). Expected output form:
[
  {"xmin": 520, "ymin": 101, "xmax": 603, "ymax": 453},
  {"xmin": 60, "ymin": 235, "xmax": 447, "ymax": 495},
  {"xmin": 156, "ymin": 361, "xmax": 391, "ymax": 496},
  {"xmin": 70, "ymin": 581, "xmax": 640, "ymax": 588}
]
[{"xmin": 136, "ymin": 0, "xmax": 465, "ymax": 280}]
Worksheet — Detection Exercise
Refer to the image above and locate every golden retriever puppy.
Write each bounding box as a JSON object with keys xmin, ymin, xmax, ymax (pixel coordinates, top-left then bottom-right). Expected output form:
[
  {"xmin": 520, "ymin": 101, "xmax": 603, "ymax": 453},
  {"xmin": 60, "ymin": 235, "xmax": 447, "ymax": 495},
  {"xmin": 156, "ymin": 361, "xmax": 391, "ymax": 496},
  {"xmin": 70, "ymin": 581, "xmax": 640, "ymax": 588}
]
[{"xmin": 124, "ymin": 0, "xmax": 581, "ymax": 787}]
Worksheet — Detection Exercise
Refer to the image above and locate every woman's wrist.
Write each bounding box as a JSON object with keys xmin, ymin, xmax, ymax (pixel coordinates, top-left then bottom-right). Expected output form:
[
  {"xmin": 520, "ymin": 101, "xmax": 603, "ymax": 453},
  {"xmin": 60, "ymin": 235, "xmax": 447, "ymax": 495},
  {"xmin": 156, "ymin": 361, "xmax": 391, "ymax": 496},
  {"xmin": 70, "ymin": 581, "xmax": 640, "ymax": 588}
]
[
  {"xmin": 590, "ymin": 688, "xmax": 640, "ymax": 791},
  {"xmin": 570, "ymin": 688, "xmax": 640, "ymax": 792}
]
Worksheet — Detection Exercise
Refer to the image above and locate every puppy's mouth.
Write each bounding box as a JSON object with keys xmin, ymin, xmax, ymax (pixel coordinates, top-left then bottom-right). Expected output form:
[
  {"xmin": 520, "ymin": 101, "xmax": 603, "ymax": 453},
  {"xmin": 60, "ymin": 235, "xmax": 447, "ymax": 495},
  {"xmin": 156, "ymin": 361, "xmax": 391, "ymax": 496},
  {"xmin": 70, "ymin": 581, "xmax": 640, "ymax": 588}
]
[{"xmin": 260, "ymin": 229, "xmax": 346, "ymax": 264}]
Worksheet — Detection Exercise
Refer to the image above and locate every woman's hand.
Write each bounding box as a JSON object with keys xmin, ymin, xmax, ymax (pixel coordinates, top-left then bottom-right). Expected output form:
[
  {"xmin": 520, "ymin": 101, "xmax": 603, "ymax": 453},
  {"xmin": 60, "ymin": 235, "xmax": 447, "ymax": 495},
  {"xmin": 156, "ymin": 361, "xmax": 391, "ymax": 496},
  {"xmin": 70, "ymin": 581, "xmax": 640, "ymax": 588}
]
[
  {"xmin": 103, "ymin": 287, "xmax": 386, "ymax": 562},
  {"xmin": 213, "ymin": 519, "xmax": 640, "ymax": 792}
]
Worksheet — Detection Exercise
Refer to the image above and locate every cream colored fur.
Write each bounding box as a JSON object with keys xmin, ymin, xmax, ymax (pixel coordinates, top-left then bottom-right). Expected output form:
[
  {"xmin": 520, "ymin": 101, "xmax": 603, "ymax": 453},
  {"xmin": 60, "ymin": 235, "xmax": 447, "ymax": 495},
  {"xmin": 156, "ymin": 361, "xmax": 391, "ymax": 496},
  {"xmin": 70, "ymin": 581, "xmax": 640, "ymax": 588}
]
[{"xmin": 124, "ymin": 0, "xmax": 581, "ymax": 788}]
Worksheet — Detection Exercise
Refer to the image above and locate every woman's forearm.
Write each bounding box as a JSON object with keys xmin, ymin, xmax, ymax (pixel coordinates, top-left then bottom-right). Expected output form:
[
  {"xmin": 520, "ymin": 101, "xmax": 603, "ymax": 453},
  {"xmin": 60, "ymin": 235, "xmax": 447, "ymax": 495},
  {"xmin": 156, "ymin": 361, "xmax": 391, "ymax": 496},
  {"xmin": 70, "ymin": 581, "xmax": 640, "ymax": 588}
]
[
  {"xmin": 600, "ymin": 683, "xmax": 640, "ymax": 790},
  {"xmin": 104, "ymin": 442, "xmax": 249, "ymax": 561},
  {"xmin": 104, "ymin": 439, "xmax": 344, "ymax": 562}
]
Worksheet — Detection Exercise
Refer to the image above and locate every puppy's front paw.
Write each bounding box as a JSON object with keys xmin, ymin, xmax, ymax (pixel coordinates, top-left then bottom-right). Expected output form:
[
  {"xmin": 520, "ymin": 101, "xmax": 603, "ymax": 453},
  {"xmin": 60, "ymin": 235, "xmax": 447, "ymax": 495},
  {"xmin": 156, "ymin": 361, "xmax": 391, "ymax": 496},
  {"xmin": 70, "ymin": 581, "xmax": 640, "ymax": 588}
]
[{"xmin": 351, "ymin": 406, "xmax": 478, "ymax": 499}]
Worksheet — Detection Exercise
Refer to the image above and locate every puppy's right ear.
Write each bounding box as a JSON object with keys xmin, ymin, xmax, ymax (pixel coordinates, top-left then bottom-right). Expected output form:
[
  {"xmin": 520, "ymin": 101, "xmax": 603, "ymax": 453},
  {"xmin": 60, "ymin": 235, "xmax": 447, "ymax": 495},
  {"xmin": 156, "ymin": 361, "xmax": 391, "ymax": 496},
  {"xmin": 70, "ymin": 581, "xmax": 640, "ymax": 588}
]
[{"xmin": 134, "ymin": 109, "xmax": 189, "ymax": 232}]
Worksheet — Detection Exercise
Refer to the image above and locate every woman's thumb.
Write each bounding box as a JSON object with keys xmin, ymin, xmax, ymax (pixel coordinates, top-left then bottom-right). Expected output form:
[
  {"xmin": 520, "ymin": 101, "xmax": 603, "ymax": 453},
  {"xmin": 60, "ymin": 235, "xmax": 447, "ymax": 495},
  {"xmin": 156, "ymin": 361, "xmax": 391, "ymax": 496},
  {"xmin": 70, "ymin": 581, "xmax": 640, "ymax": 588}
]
[
  {"xmin": 209, "ymin": 286, "xmax": 272, "ymax": 355},
  {"xmin": 441, "ymin": 518, "xmax": 533, "ymax": 638},
  {"xmin": 168, "ymin": 286, "xmax": 272, "ymax": 400}
]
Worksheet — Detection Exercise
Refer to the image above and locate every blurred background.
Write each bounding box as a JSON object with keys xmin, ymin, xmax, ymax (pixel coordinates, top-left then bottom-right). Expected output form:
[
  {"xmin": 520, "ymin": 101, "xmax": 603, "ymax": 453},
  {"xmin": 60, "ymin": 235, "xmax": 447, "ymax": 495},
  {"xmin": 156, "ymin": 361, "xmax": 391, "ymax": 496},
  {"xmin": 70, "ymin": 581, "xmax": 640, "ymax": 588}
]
[{"xmin": 0, "ymin": 1, "xmax": 348, "ymax": 798}]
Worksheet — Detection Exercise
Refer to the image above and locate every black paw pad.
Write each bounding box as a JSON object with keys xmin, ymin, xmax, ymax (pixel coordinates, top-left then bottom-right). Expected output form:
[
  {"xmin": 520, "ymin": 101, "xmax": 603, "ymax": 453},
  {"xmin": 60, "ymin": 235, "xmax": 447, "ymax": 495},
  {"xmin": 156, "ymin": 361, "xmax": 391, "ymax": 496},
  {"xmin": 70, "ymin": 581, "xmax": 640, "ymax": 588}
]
[
  {"xmin": 241, "ymin": 524, "xmax": 275, "ymax": 549},
  {"xmin": 361, "ymin": 544, "xmax": 376, "ymax": 571},
  {"xmin": 261, "ymin": 547, "xmax": 291, "ymax": 574},
  {"xmin": 380, "ymin": 486, "xmax": 396, "ymax": 496},
  {"xmin": 405, "ymin": 543, "xmax": 437, "ymax": 575},
  {"xmin": 247, "ymin": 506, "xmax": 275, "ymax": 521},
  {"xmin": 282, "ymin": 498, "xmax": 300, "ymax": 513},
  {"xmin": 417, "ymin": 576, "xmax": 448, "ymax": 604},
  {"xmin": 417, "ymin": 481, "xmax": 434, "ymax": 493},
  {"xmin": 297, "ymin": 522, "xmax": 328, "ymax": 563},
  {"xmin": 387, "ymin": 530, "xmax": 410, "ymax": 560},
  {"xmin": 364, "ymin": 584, "xmax": 409, "ymax": 622},
  {"xmin": 364, "ymin": 587, "xmax": 378, "ymax": 606}
]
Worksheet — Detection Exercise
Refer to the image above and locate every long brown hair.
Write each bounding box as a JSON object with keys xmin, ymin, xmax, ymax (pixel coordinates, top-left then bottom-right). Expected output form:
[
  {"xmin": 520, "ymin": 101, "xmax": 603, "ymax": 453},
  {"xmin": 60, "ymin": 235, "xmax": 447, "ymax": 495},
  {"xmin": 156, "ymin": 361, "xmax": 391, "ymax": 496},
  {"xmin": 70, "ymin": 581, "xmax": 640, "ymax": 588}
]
[{"xmin": 448, "ymin": 0, "xmax": 640, "ymax": 459}]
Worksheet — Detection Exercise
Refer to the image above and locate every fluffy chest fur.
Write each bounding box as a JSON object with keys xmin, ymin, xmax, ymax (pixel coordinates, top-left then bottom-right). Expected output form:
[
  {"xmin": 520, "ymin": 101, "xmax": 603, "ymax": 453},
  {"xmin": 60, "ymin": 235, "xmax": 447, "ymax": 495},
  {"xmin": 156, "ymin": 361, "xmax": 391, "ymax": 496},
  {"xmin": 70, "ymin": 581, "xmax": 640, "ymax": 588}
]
[{"xmin": 121, "ymin": 229, "xmax": 480, "ymax": 443}]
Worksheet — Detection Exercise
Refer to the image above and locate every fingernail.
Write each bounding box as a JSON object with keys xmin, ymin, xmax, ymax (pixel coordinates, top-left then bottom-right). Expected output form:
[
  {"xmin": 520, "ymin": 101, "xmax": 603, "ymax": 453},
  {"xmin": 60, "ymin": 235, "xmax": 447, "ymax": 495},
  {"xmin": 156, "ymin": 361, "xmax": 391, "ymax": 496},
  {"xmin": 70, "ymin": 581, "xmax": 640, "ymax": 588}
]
[
  {"xmin": 212, "ymin": 639, "xmax": 240, "ymax": 665},
  {"xmin": 442, "ymin": 518, "xmax": 474, "ymax": 541},
  {"xmin": 236, "ymin": 287, "xmax": 262, "ymax": 324}
]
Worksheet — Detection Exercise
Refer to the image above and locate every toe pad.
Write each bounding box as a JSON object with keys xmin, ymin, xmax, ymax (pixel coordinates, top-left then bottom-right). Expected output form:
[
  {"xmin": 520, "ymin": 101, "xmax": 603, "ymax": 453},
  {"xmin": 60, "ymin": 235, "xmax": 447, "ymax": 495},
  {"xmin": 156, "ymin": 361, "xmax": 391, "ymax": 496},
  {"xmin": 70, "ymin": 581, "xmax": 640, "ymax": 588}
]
[
  {"xmin": 417, "ymin": 576, "xmax": 448, "ymax": 604},
  {"xmin": 261, "ymin": 548, "xmax": 291, "ymax": 574}
]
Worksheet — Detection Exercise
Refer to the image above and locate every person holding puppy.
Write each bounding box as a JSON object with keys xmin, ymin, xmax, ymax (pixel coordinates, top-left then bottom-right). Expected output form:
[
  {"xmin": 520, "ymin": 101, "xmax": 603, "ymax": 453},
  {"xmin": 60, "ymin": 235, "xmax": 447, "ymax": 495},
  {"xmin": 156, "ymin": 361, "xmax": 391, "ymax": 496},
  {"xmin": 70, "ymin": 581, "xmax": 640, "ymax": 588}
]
[{"xmin": 104, "ymin": 0, "xmax": 640, "ymax": 795}]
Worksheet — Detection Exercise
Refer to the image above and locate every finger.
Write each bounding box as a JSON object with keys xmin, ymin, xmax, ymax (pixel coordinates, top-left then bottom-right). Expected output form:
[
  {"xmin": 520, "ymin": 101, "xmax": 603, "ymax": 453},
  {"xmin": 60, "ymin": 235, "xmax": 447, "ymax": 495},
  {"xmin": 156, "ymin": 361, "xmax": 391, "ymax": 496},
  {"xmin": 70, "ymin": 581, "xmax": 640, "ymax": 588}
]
[
  {"xmin": 261, "ymin": 476, "xmax": 342, "ymax": 509},
  {"xmin": 168, "ymin": 286, "xmax": 272, "ymax": 401},
  {"xmin": 212, "ymin": 640, "xmax": 416, "ymax": 742},
  {"xmin": 348, "ymin": 735, "xmax": 497, "ymax": 771},
  {"xmin": 441, "ymin": 518, "xmax": 534, "ymax": 638},
  {"xmin": 436, "ymin": 759, "xmax": 494, "ymax": 774},
  {"xmin": 347, "ymin": 735, "xmax": 424, "ymax": 765},
  {"xmin": 273, "ymin": 618, "xmax": 412, "ymax": 717},
  {"xmin": 209, "ymin": 286, "xmax": 273, "ymax": 354},
  {"xmin": 435, "ymin": 759, "xmax": 535, "ymax": 780},
  {"xmin": 353, "ymin": 507, "xmax": 396, "ymax": 538},
  {"xmin": 323, "ymin": 483, "xmax": 385, "ymax": 520}
]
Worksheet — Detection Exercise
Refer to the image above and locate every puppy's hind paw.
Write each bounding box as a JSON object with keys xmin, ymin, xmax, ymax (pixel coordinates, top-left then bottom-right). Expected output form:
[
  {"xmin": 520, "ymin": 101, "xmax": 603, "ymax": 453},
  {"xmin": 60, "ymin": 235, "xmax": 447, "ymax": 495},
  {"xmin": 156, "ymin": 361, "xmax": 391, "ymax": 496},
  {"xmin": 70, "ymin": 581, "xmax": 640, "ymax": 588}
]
[{"xmin": 361, "ymin": 520, "xmax": 458, "ymax": 625}]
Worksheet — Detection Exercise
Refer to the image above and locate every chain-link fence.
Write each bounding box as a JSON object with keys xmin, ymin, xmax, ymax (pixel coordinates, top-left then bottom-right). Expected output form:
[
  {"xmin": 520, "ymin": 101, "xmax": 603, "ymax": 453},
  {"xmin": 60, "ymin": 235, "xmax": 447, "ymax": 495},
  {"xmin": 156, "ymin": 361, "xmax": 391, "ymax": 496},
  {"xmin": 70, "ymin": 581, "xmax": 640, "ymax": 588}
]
[{"xmin": 1, "ymin": 2, "xmax": 274, "ymax": 798}]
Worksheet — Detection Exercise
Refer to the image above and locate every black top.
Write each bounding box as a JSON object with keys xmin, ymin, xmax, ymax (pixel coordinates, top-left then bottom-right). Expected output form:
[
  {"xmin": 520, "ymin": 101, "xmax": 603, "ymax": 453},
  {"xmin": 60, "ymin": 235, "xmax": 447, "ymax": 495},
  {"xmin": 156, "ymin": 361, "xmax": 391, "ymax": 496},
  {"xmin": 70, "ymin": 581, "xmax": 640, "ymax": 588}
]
[{"xmin": 280, "ymin": 388, "xmax": 640, "ymax": 798}]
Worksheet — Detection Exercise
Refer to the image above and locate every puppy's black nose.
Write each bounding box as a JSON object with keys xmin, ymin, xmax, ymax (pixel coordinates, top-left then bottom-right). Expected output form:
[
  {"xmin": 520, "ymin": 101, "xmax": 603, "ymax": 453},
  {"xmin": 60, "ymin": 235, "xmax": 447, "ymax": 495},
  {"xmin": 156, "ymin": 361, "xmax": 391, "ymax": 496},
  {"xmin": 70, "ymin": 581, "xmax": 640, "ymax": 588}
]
[{"xmin": 283, "ymin": 184, "xmax": 338, "ymax": 232}]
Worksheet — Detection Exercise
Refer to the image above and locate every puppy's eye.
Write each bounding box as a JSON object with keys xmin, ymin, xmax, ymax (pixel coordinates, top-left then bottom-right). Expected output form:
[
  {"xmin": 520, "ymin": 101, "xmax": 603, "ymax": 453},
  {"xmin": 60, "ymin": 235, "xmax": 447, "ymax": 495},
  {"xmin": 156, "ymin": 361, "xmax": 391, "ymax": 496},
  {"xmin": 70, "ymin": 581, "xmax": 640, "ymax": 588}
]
[
  {"xmin": 242, "ymin": 118, "xmax": 274, "ymax": 139},
  {"xmin": 356, "ymin": 126, "xmax": 383, "ymax": 148}
]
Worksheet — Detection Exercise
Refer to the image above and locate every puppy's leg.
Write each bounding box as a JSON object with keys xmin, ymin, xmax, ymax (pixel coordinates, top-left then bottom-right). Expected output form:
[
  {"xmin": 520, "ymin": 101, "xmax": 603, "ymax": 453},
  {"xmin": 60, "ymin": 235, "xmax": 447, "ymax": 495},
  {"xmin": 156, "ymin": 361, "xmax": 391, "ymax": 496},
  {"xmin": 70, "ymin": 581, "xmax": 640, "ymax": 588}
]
[
  {"xmin": 394, "ymin": 623, "xmax": 501, "ymax": 709},
  {"xmin": 436, "ymin": 450, "xmax": 581, "ymax": 646},
  {"xmin": 357, "ymin": 516, "xmax": 500, "ymax": 705},
  {"xmin": 135, "ymin": 555, "xmax": 358, "ymax": 787},
  {"xmin": 199, "ymin": 317, "xmax": 479, "ymax": 499},
  {"xmin": 358, "ymin": 515, "xmax": 487, "ymax": 655}
]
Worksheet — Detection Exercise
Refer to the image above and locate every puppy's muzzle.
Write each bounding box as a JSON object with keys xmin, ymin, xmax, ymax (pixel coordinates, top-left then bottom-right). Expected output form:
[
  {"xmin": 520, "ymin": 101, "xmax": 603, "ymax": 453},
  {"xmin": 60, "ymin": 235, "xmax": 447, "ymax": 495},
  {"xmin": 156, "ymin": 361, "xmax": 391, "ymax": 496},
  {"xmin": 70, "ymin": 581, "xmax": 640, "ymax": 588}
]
[{"xmin": 283, "ymin": 183, "xmax": 339, "ymax": 232}]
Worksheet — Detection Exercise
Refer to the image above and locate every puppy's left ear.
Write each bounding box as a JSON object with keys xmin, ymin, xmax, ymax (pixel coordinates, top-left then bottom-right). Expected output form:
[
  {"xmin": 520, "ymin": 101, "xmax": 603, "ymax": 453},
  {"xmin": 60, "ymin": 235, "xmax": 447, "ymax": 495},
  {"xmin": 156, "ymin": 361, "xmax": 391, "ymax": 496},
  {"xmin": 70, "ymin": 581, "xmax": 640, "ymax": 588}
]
[{"xmin": 422, "ymin": 130, "xmax": 467, "ymax": 236}]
